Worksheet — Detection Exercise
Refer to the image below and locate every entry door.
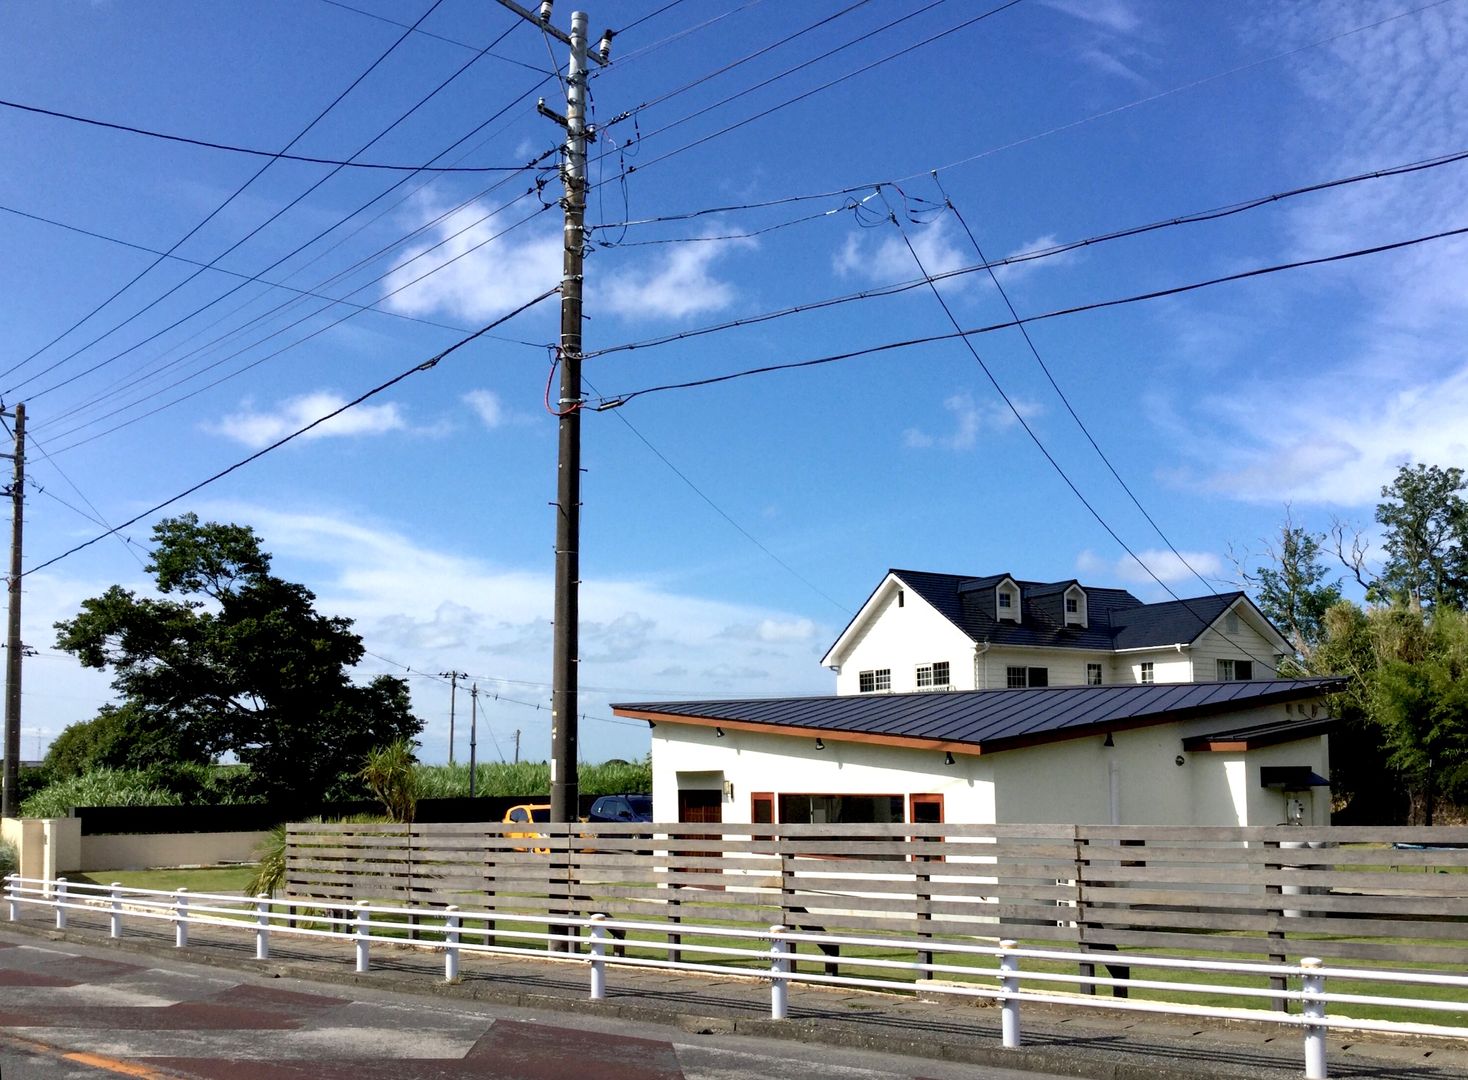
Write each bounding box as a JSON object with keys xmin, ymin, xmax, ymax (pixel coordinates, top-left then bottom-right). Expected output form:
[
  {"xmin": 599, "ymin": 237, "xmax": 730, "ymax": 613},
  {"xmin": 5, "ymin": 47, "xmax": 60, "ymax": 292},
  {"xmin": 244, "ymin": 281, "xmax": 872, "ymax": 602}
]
[{"xmin": 676, "ymin": 788, "xmax": 722, "ymax": 882}]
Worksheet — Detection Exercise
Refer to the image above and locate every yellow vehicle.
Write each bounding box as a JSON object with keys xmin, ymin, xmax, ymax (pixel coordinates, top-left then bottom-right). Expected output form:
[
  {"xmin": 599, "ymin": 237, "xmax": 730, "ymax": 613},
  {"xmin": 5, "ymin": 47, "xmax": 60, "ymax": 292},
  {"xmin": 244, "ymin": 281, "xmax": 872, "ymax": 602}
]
[{"xmin": 503, "ymin": 803, "xmax": 551, "ymax": 853}]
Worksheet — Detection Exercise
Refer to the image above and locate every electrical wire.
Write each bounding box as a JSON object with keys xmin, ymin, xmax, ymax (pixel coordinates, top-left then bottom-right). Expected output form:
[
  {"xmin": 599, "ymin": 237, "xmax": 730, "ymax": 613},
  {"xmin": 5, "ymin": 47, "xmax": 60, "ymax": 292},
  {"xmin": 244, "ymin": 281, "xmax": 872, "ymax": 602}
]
[
  {"xmin": 619, "ymin": 0, "xmax": 692, "ymax": 35},
  {"xmin": 878, "ymin": 189, "xmax": 1278, "ymax": 671},
  {"xmin": 23, "ymin": 286, "xmax": 559, "ymax": 576},
  {"xmin": 607, "ymin": 0, "xmax": 765, "ymax": 70},
  {"xmin": 23, "ymin": 432, "xmax": 149, "ymax": 569},
  {"xmin": 5, "ymin": 11, "xmax": 531, "ymax": 401},
  {"xmin": 585, "ymin": 146, "xmax": 1468, "ymax": 359},
  {"xmin": 0, "ymin": 97, "xmax": 534, "ymax": 173},
  {"xmin": 41, "ymin": 200, "xmax": 559, "ymax": 456},
  {"xmin": 932, "ymin": 175, "xmax": 1227, "ymax": 597},
  {"xmin": 596, "ymin": 222, "xmax": 1468, "ymax": 406},
  {"xmin": 0, "ymin": 0, "xmax": 450, "ymax": 387},
  {"xmin": 315, "ymin": 0, "xmax": 553, "ymax": 72}
]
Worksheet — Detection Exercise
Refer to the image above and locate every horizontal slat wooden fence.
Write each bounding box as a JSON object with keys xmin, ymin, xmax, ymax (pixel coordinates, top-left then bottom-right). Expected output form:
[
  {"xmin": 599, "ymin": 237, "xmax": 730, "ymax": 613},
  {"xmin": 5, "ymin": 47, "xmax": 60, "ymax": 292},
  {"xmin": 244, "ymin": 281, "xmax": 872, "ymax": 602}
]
[{"xmin": 286, "ymin": 822, "xmax": 1468, "ymax": 998}]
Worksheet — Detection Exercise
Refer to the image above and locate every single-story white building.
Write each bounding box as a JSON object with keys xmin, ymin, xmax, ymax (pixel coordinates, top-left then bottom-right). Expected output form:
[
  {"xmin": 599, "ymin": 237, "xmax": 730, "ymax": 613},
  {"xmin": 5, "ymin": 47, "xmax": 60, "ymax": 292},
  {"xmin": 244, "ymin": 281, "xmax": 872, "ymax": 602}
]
[{"xmin": 612, "ymin": 679, "xmax": 1339, "ymax": 829}]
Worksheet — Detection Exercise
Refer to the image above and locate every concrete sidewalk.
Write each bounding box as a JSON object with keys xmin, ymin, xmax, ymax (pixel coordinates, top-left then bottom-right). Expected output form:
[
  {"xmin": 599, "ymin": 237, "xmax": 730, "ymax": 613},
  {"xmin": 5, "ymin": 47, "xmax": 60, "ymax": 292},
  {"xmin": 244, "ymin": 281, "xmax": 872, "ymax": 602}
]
[{"xmin": 3, "ymin": 902, "xmax": 1464, "ymax": 1080}]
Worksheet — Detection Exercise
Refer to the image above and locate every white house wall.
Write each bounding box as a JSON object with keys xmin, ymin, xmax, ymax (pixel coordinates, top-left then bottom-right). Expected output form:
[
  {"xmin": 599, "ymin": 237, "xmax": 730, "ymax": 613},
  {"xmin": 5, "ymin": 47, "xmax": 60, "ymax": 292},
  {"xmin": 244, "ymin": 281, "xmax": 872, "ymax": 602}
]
[
  {"xmin": 832, "ymin": 580, "xmax": 976, "ymax": 694},
  {"xmin": 650, "ymin": 705, "xmax": 1330, "ymax": 829},
  {"xmin": 1189, "ymin": 620, "xmax": 1282, "ymax": 681}
]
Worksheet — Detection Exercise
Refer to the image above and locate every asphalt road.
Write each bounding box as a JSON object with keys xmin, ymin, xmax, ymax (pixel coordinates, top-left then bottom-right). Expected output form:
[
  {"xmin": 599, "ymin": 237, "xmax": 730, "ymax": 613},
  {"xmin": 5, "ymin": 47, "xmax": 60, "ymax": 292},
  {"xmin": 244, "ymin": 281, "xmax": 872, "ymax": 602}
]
[{"xmin": 0, "ymin": 937, "xmax": 1066, "ymax": 1080}]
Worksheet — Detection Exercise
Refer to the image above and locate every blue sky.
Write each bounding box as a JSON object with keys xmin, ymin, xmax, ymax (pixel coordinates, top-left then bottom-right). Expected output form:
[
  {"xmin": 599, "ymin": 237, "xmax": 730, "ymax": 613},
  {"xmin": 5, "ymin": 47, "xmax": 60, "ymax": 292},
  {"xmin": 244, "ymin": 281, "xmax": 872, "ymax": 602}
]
[{"xmin": 2, "ymin": 0, "xmax": 1465, "ymax": 765}]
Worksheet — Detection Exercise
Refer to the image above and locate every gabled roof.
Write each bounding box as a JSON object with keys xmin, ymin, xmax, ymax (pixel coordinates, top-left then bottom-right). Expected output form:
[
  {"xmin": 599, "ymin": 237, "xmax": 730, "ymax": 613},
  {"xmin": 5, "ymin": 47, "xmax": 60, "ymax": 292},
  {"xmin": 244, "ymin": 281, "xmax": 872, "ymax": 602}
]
[
  {"xmin": 823, "ymin": 569, "xmax": 1290, "ymax": 664},
  {"xmin": 614, "ymin": 678, "xmax": 1344, "ymax": 757}
]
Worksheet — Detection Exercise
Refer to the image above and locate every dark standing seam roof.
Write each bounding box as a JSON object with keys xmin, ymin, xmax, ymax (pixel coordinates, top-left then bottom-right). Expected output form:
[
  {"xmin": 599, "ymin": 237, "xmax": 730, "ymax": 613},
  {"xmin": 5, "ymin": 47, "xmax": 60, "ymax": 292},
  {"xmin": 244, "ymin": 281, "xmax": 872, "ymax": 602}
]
[
  {"xmin": 885, "ymin": 569, "xmax": 1255, "ymax": 652},
  {"xmin": 614, "ymin": 678, "xmax": 1345, "ymax": 754}
]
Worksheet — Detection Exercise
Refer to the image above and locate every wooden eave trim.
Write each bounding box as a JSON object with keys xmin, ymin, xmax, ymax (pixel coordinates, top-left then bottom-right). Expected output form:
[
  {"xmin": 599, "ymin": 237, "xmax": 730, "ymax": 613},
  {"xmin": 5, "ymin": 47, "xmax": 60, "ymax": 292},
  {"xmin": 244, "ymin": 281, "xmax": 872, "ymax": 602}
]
[
  {"xmin": 1184, "ymin": 738, "xmax": 1252, "ymax": 752},
  {"xmin": 619, "ymin": 709, "xmax": 983, "ymax": 757}
]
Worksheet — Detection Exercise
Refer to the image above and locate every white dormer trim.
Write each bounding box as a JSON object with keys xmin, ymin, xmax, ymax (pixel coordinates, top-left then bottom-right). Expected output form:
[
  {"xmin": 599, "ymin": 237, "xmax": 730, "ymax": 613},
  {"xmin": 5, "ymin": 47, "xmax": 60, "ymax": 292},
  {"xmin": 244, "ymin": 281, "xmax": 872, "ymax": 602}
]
[
  {"xmin": 996, "ymin": 577, "xmax": 1021, "ymax": 623},
  {"xmin": 1064, "ymin": 584, "xmax": 1088, "ymax": 628}
]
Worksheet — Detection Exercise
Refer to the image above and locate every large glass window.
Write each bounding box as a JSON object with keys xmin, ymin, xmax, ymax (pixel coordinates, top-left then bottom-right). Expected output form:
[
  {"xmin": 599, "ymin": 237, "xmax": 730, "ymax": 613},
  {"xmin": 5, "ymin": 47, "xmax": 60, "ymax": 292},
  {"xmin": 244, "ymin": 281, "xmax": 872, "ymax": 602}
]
[
  {"xmin": 1086, "ymin": 663, "xmax": 1103, "ymax": 686},
  {"xmin": 777, "ymin": 794, "xmax": 904, "ymax": 825},
  {"xmin": 858, "ymin": 668, "xmax": 891, "ymax": 693},
  {"xmin": 1007, "ymin": 666, "xmax": 1048, "ymax": 688}
]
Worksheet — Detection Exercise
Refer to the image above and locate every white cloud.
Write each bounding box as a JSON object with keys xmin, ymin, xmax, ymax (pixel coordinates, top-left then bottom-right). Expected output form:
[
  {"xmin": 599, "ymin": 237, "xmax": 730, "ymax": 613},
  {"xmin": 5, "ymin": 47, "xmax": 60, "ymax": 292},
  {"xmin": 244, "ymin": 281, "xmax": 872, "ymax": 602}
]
[
  {"xmin": 1041, "ymin": 0, "xmax": 1141, "ymax": 35},
  {"xmin": 991, "ymin": 233, "xmax": 1082, "ymax": 284},
  {"xmin": 832, "ymin": 219, "xmax": 969, "ymax": 288},
  {"xmin": 1076, "ymin": 548, "xmax": 1225, "ymax": 588},
  {"xmin": 380, "ymin": 197, "xmax": 562, "ymax": 320},
  {"xmin": 205, "ymin": 392, "xmax": 405, "ymax": 448},
  {"xmin": 599, "ymin": 234, "xmax": 753, "ymax": 319},
  {"xmin": 904, "ymin": 392, "xmax": 1041, "ymax": 451},
  {"xmin": 463, "ymin": 389, "xmax": 505, "ymax": 429}
]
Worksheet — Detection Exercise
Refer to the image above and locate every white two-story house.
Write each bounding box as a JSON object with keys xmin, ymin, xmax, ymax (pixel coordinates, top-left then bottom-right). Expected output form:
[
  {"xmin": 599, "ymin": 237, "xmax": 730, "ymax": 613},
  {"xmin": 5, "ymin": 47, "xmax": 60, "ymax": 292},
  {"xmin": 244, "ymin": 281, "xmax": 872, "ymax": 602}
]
[{"xmin": 821, "ymin": 569, "xmax": 1290, "ymax": 695}]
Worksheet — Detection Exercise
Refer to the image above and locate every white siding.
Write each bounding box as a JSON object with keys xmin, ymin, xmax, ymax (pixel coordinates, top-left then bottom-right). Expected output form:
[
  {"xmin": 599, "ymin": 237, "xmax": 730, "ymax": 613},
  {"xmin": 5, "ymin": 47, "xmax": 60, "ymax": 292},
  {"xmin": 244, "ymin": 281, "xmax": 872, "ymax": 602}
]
[
  {"xmin": 976, "ymin": 647, "xmax": 1107, "ymax": 688},
  {"xmin": 1190, "ymin": 615, "xmax": 1281, "ymax": 681},
  {"xmin": 1122, "ymin": 650, "xmax": 1193, "ymax": 684},
  {"xmin": 651, "ymin": 705, "xmax": 1330, "ymax": 829},
  {"xmin": 832, "ymin": 579, "xmax": 975, "ymax": 694}
]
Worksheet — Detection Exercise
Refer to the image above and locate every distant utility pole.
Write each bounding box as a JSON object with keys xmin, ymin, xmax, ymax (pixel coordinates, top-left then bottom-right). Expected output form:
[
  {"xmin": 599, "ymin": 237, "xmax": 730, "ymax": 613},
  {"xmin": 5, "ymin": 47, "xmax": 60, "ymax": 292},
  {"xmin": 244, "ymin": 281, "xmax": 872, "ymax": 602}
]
[
  {"xmin": 1, "ymin": 403, "xmax": 24, "ymax": 820},
  {"xmin": 468, "ymin": 683, "xmax": 480, "ymax": 798},
  {"xmin": 440, "ymin": 670, "xmax": 467, "ymax": 765},
  {"xmin": 514, "ymin": 728, "xmax": 521, "ymax": 766},
  {"xmin": 492, "ymin": 0, "xmax": 612, "ymax": 824}
]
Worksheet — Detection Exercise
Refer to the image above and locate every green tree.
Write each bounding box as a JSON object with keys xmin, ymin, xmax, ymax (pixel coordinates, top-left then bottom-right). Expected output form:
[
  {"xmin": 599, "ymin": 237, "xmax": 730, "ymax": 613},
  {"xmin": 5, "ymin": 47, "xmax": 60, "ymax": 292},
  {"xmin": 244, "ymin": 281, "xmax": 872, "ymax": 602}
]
[
  {"xmin": 360, "ymin": 739, "xmax": 420, "ymax": 823},
  {"xmin": 1371, "ymin": 464, "xmax": 1468, "ymax": 610},
  {"xmin": 1238, "ymin": 511, "xmax": 1341, "ymax": 664},
  {"xmin": 54, "ymin": 513, "xmax": 422, "ymax": 803}
]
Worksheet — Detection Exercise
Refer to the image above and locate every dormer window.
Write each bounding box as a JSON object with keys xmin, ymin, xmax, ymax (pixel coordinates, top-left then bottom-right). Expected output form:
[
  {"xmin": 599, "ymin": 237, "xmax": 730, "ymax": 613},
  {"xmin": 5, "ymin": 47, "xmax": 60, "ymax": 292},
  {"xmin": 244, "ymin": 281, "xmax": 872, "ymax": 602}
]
[
  {"xmin": 1063, "ymin": 585, "xmax": 1088, "ymax": 628},
  {"xmin": 996, "ymin": 581, "xmax": 1020, "ymax": 622}
]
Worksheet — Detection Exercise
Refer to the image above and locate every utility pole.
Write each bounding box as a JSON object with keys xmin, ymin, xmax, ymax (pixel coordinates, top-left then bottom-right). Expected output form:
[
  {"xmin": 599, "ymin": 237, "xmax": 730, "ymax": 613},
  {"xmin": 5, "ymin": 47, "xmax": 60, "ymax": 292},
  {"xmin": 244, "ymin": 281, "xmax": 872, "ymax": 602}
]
[
  {"xmin": 440, "ymin": 670, "xmax": 466, "ymax": 765},
  {"xmin": 514, "ymin": 728, "xmax": 521, "ymax": 765},
  {"xmin": 492, "ymin": 1, "xmax": 612, "ymax": 825},
  {"xmin": 468, "ymin": 683, "xmax": 480, "ymax": 798},
  {"xmin": 1, "ymin": 403, "xmax": 23, "ymax": 820}
]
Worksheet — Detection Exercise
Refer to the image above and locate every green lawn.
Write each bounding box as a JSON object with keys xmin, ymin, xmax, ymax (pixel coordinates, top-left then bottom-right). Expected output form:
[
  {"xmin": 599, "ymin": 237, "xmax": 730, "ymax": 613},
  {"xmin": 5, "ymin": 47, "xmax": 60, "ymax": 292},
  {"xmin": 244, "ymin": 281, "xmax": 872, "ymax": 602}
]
[{"xmin": 65, "ymin": 865, "xmax": 257, "ymax": 894}]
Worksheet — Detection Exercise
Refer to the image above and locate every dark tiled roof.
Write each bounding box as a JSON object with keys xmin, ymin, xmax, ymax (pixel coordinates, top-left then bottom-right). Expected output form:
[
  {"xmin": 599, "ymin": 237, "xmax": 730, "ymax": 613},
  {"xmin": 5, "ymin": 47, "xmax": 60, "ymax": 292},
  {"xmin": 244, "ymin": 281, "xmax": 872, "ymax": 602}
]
[
  {"xmin": 614, "ymin": 678, "xmax": 1344, "ymax": 754},
  {"xmin": 885, "ymin": 569, "xmax": 1258, "ymax": 652}
]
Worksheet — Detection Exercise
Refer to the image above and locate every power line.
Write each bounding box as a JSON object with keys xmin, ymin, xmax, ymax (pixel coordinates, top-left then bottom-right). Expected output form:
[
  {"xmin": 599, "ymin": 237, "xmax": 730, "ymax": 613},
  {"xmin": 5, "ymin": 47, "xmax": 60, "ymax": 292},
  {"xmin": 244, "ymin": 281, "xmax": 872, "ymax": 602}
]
[
  {"xmin": 1, "ymin": 0, "xmax": 451, "ymax": 387},
  {"xmin": 607, "ymin": 0, "xmax": 765, "ymax": 69},
  {"xmin": 878, "ymin": 190, "xmax": 1278, "ymax": 672},
  {"xmin": 596, "ymin": 222, "xmax": 1468, "ymax": 406},
  {"xmin": 587, "ymin": 146, "xmax": 1468, "ymax": 360},
  {"xmin": 23, "ymin": 287, "xmax": 559, "ymax": 576},
  {"xmin": 5, "ymin": 10, "xmax": 532, "ymax": 401},
  {"xmin": 619, "ymin": 0, "xmax": 693, "ymax": 35},
  {"xmin": 0, "ymin": 97, "xmax": 534, "ymax": 172},
  {"xmin": 39, "ymin": 199, "xmax": 558, "ymax": 456},
  {"xmin": 23, "ymin": 432, "xmax": 149, "ymax": 570},
  {"xmin": 315, "ymin": 0, "xmax": 553, "ymax": 73}
]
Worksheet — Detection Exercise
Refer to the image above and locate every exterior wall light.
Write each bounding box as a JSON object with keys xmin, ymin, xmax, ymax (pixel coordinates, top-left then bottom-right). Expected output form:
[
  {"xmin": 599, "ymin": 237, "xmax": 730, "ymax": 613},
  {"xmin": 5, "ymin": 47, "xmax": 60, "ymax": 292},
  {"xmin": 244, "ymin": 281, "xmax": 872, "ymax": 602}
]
[
  {"xmin": 814, "ymin": 737, "xmax": 825, "ymax": 751},
  {"xmin": 944, "ymin": 751, "xmax": 956, "ymax": 766}
]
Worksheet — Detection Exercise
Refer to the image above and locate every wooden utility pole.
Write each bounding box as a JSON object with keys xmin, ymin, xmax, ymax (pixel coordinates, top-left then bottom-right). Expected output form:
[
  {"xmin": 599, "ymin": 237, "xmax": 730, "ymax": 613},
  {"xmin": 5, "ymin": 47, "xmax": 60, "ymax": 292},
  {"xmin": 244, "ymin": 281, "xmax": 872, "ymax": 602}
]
[
  {"xmin": 1, "ymin": 403, "xmax": 24, "ymax": 819},
  {"xmin": 440, "ymin": 670, "xmax": 466, "ymax": 764},
  {"xmin": 468, "ymin": 683, "xmax": 480, "ymax": 797},
  {"xmin": 492, "ymin": 2, "xmax": 611, "ymax": 824}
]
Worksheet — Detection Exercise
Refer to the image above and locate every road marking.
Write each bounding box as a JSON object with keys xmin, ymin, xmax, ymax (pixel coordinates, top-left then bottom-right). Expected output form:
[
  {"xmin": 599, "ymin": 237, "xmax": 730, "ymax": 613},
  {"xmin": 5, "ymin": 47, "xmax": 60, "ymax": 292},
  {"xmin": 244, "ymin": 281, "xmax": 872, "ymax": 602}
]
[{"xmin": 0, "ymin": 1031, "xmax": 181, "ymax": 1078}]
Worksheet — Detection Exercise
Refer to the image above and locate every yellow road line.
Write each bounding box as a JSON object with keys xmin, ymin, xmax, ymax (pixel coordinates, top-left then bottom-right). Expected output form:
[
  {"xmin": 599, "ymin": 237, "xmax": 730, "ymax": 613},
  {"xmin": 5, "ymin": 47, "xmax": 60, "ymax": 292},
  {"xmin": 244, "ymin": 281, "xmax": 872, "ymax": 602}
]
[{"xmin": 0, "ymin": 1032, "xmax": 182, "ymax": 1078}]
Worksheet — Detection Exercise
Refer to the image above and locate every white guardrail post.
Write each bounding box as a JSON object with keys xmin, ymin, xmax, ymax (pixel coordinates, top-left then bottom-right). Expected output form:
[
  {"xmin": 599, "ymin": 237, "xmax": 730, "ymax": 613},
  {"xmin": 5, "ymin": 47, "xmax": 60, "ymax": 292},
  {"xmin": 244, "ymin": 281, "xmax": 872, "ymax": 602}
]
[
  {"xmin": 770, "ymin": 925, "xmax": 790, "ymax": 1020},
  {"xmin": 355, "ymin": 900, "xmax": 371, "ymax": 973},
  {"xmin": 109, "ymin": 882, "xmax": 123, "ymax": 938},
  {"xmin": 1302, "ymin": 956, "xmax": 1327, "ymax": 1080},
  {"xmin": 589, "ymin": 913, "xmax": 607, "ymax": 1000},
  {"xmin": 5, "ymin": 874, "xmax": 16, "ymax": 921},
  {"xmin": 999, "ymin": 938, "xmax": 1021, "ymax": 1048},
  {"xmin": 173, "ymin": 888, "xmax": 189, "ymax": 948},
  {"xmin": 255, "ymin": 893, "xmax": 271, "ymax": 961},
  {"xmin": 54, "ymin": 877, "xmax": 68, "ymax": 930},
  {"xmin": 444, "ymin": 906, "xmax": 460, "ymax": 982}
]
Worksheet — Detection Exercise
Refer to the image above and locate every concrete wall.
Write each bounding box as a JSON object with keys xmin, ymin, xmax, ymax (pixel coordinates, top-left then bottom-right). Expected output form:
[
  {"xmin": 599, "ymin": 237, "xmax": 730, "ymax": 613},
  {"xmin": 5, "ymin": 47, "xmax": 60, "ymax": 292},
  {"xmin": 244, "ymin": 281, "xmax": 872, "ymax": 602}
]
[
  {"xmin": 2, "ymin": 818, "xmax": 266, "ymax": 875},
  {"xmin": 79, "ymin": 830, "xmax": 270, "ymax": 872},
  {"xmin": 651, "ymin": 703, "xmax": 1331, "ymax": 829}
]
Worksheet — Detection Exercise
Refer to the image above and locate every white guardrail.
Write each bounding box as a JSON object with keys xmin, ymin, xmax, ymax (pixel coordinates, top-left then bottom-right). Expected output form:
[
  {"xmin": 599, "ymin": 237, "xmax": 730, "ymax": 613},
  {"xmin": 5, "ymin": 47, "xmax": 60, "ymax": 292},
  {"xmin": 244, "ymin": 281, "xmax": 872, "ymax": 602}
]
[{"xmin": 8, "ymin": 874, "xmax": 1468, "ymax": 1080}]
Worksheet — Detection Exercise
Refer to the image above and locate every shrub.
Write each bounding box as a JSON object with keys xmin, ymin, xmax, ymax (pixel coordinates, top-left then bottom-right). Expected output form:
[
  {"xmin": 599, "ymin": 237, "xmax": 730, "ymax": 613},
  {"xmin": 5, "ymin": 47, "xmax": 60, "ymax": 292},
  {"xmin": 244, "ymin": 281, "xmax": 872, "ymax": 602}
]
[
  {"xmin": 0, "ymin": 839, "xmax": 16, "ymax": 879},
  {"xmin": 20, "ymin": 768, "xmax": 183, "ymax": 818}
]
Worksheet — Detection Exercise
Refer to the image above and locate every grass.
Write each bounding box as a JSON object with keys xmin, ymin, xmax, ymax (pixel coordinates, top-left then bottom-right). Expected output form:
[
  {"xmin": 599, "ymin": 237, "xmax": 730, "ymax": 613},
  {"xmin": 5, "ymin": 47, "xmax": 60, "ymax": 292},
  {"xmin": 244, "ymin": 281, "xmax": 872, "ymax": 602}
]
[{"xmin": 64, "ymin": 865, "xmax": 257, "ymax": 894}]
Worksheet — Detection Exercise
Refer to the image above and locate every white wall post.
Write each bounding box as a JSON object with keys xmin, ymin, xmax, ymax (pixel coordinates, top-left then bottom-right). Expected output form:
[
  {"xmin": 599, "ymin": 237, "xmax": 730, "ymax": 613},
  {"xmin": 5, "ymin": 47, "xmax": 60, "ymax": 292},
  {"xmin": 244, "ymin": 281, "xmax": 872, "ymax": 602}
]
[
  {"xmin": 770, "ymin": 925, "xmax": 790, "ymax": 1020},
  {"xmin": 255, "ymin": 893, "xmax": 270, "ymax": 961},
  {"xmin": 109, "ymin": 882, "xmax": 123, "ymax": 938},
  {"xmin": 1302, "ymin": 956, "xmax": 1327, "ymax": 1080},
  {"xmin": 444, "ymin": 906, "xmax": 461, "ymax": 982},
  {"xmin": 173, "ymin": 887, "xmax": 189, "ymax": 948},
  {"xmin": 999, "ymin": 938, "xmax": 1021, "ymax": 1048},
  {"xmin": 589, "ymin": 913, "xmax": 607, "ymax": 1000},
  {"xmin": 355, "ymin": 900, "xmax": 370, "ymax": 973},
  {"xmin": 5, "ymin": 873, "xmax": 16, "ymax": 921},
  {"xmin": 53, "ymin": 876, "xmax": 67, "ymax": 930}
]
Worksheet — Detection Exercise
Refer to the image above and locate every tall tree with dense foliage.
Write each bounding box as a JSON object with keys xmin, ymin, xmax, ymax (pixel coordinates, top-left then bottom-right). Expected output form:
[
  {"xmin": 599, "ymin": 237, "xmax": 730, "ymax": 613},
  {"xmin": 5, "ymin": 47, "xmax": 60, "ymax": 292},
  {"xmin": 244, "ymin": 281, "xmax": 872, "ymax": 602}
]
[
  {"xmin": 1336, "ymin": 464, "xmax": 1468, "ymax": 610},
  {"xmin": 1237, "ymin": 511, "xmax": 1341, "ymax": 664},
  {"xmin": 54, "ymin": 514, "xmax": 422, "ymax": 802}
]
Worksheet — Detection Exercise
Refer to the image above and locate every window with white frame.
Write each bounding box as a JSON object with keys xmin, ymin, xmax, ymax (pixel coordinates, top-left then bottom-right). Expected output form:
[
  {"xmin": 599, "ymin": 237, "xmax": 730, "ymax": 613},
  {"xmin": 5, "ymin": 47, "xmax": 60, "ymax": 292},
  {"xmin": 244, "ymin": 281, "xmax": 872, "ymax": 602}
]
[
  {"xmin": 858, "ymin": 668, "xmax": 891, "ymax": 693},
  {"xmin": 1086, "ymin": 662, "xmax": 1103, "ymax": 686},
  {"xmin": 996, "ymin": 582, "xmax": 1020, "ymax": 621},
  {"xmin": 1140, "ymin": 661, "xmax": 1154, "ymax": 685},
  {"xmin": 916, "ymin": 661, "xmax": 950, "ymax": 689}
]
